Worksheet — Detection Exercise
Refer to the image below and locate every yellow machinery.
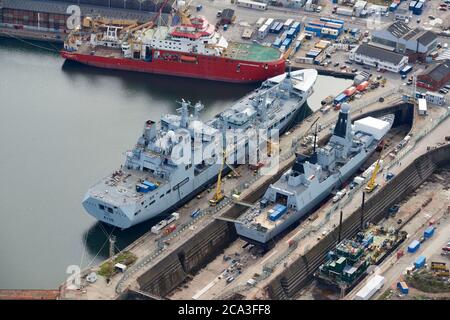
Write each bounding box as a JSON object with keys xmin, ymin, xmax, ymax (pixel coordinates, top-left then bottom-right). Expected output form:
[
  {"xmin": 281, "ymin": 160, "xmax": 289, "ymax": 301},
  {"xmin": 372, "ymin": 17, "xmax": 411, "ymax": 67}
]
[
  {"xmin": 209, "ymin": 151, "xmax": 226, "ymax": 206},
  {"xmin": 365, "ymin": 142, "xmax": 385, "ymax": 193}
]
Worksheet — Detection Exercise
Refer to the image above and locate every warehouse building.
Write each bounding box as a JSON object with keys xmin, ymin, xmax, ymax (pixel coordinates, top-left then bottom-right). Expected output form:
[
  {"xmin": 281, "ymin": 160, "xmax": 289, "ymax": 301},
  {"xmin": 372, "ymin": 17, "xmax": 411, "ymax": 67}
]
[
  {"xmin": 350, "ymin": 43, "xmax": 408, "ymax": 73},
  {"xmin": 370, "ymin": 21, "xmax": 437, "ymax": 62},
  {"xmin": 417, "ymin": 60, "xmax": 450, "ymax": 92},
  {"xmin": 0, "ymin": 0, "xmax": 168, "ymax": 31}
]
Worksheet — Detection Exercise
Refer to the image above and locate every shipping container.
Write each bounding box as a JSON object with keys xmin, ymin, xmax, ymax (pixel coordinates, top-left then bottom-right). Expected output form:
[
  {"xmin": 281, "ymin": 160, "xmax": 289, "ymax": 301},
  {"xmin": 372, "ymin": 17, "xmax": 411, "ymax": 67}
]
[
  {"xmin": 273, "ymin": 37, "xmax": 282, "ymax": 48},
  {"xmin": 397, "ymin": 281, "xmax": 409, "ymax": 294},
  {"xmin": 400, "ymin": 65, "xmax": 413, "ymax": 75},
  {"xmin": 334, "ymin": 93, "xmax": 348, "ymax": 105},
  {"xmin": 283, "ymin": 18, "xmax": 293, "ymax": 30},
  {"xmin": 409, "ymin": 1, "xmax": 417, "ymax": 11},
  {"xmin": 424, "ymin": 226, "xmax": 435, "ymax": 238},
  {"xmin": 282, "ymin": 38, "xmax": 292, "ymax": 48},
  {"xmin": 354, "ymin": 275, "xmax": 385, "ymax": 300},
  {"xmin": 136, "ymin": 183, "xmax": 150, "ymax": 193},
  {"xmin": 408, "ymin": 240, "xmax": 420, "ymax": 253},
  {"xmin": 414, "ymin": 255, "xmax": 426, "ymax": 269},
  {"xmin": 269, "ymin": 204, "xmax": 287, "ymax": 221},
  {"xmin": 142, "ymin": 180, "xmax": 158, "ymax": 191},
  {"xmin": 344, "ymin": 86, "xmax": 357, "ymax": 96},
  {"xmin": 256, "ymin": 17, "xmax": 266, "ymax": 28},
  {"xmin": 356, "ymin": 81, "xmax": 369, "ymax": 91},
  {"xmin": 264, "ymin": 18, "xmax": 274, "ymax": 27},
  {"xmin": 291, "ymin": 22, "xmax": 301, "ymax": 33},
  {"xmin": 237, "ymin": 0, "xmax": 268, "ymax": 11},
  {"xmin": 191, "ymin": 209, "xmax": 201, "ymax": 219}
]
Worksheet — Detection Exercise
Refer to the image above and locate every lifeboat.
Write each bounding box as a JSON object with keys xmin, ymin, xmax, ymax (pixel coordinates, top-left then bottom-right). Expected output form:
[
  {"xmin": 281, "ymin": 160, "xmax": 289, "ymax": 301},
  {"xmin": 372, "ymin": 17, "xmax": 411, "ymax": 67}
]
[{"xmin": 180, "ymin": 55, "xmax": 198, "ymax": 63}]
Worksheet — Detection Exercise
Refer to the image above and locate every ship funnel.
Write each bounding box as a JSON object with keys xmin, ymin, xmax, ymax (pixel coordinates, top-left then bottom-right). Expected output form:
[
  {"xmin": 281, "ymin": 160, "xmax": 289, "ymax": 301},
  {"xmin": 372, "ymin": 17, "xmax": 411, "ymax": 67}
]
[
  {"xmin": 333, "ymin": 103, "xmax": 352, "ymax": 140},
  {"xmin": 144, "ymin": 120, "xmax": 157, "ymax": 141}
]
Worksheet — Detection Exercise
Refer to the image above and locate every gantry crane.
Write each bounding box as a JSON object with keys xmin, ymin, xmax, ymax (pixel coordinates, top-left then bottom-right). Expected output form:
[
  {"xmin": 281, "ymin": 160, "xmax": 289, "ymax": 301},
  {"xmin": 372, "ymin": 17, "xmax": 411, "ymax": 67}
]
[{"xmin": 365, "ymin": 141, "xmax": 385, "ymax": 193}]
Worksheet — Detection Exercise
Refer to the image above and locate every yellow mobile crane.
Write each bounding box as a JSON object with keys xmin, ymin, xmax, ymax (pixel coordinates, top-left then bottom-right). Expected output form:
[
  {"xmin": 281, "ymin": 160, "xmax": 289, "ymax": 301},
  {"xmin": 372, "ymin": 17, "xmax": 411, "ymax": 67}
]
[
  {"xmin": 209, "ymin": 151, "xmax": 226, "ymax": 206},
  {"xmin": 365, "ymin": 141, "xmax": 385, "ymax": 193}
]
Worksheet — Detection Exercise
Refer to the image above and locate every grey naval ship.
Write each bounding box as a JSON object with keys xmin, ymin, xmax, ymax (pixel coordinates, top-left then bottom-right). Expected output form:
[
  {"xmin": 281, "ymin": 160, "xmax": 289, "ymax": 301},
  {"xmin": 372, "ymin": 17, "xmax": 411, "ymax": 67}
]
[
  {"xmin": 82, "ymin": 69, "xmax": 318, "ymax": 228},
  {"xmin": 234, "ymin": 103, "xmax": 394, "ymax": 245}
]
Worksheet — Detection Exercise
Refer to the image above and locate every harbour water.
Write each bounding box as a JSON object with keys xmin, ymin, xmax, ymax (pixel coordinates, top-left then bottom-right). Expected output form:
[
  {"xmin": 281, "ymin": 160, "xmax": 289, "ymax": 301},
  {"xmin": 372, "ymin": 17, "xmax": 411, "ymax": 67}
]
[{"xmin": 0, "ymin": 38, "xmax": 352, "ymax": 289}]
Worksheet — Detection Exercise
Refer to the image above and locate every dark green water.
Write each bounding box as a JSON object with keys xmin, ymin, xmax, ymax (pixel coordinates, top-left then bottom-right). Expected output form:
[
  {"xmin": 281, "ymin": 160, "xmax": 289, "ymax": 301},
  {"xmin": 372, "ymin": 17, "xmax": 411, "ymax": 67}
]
[{"xmin": 0, "ymin": 38, "xmax": 351, "ymax": 289}]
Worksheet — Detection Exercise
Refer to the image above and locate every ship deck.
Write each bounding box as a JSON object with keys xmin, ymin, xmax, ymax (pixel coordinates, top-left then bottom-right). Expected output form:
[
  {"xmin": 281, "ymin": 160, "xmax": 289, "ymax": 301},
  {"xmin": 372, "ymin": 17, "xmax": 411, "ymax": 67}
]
[
  {"xmin": 224, "ymin": 42, "xmax": 282, "ymax": 63},
  {"xmin": 88, "ymin": 168, "xmax": 167, "ymax": 206},
  {"xmin": 76, "ymin": 43, "xmax": 123, "ymax": 58}
]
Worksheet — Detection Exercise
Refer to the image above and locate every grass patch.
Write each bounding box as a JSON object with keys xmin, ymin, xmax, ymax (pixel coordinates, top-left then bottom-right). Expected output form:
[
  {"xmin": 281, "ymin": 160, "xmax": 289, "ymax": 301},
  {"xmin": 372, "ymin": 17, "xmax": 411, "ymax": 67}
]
[
  {"xmin": 405, "ymin": 270, "xmax": 450, "ymax": 294},
  {"xmin": 97, "ymin": 251, "xmax": 137, "ymax": 279},
  {"xmin": 377, "ymin": 289, "xmax": 393, "ymax": 300}
]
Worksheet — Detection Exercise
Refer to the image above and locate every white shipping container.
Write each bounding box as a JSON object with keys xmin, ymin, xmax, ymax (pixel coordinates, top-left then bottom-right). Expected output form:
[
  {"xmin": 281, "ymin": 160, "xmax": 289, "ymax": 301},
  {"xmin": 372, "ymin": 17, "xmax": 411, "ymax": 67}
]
[
  {"xmin": 336, "ymin": 7, "xmax": 354, "ymax": 16},
  {"xmin": 264, "ymin": 18, "xmax": 274, "ymax": 28},
  {"xmin": 256, "ymin": 17, "xmax": 266, "ymax": 28},
  {"xmin": 353, "ymin": 116, "xmax": 391, "ymax": 140},
  {"xmin": 418, "ymin": 98, "xmax": 427, "ymax": 115},
  {"xmin": 258, "ymin": 24, "xmax": 269, "ymax": 39},
  {"xmin": 353, "ymin": 176, "xmax": 365, "ymax": 185},
  {"xmin": 354, "ymin": 275, "xmax": 385, "ymax": 300}
]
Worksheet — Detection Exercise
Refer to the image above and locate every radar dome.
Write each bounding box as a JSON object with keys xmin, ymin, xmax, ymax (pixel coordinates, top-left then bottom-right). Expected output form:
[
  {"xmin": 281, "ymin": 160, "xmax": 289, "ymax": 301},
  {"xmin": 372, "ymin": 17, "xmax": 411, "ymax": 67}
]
[{"xmin": 341, "ymin": 103, "xmax": 351, "ymax": 113}]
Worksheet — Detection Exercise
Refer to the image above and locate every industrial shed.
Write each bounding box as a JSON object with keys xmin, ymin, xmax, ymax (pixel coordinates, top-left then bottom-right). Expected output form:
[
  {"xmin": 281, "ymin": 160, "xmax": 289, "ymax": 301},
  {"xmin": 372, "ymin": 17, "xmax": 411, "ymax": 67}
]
[{"xmin": 417, "ymin": 59, "xmax": 450, "ymax": 92}]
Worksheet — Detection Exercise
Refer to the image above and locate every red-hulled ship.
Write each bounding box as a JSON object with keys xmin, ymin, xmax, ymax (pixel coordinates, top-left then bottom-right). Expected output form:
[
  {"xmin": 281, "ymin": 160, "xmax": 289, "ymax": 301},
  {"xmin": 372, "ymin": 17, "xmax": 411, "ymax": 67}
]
[{"xmin": 61, "ymin": 13, "xmax": 286, "ymax": 83}]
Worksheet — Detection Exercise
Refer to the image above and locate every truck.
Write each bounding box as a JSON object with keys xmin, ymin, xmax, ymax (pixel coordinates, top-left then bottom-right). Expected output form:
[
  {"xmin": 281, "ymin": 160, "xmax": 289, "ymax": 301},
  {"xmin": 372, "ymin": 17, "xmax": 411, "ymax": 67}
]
[
  {"xmin": 191, "ymin": 209, "xmax": 201, "ymax": 219},
  {"xmin": 354, "ymin": 275, "xmax": 385, "ymax": 300},
  {"xmin": 332, "ymin": 189, "xmax": 347, "ymax": 203}
]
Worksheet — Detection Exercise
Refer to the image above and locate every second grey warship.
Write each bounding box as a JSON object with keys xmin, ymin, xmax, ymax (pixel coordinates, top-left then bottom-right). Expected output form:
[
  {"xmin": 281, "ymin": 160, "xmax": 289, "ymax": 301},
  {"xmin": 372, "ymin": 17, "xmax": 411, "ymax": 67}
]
[{"xmin": 234, "ymin": 103, "xmax": 394, "ymax": 244}]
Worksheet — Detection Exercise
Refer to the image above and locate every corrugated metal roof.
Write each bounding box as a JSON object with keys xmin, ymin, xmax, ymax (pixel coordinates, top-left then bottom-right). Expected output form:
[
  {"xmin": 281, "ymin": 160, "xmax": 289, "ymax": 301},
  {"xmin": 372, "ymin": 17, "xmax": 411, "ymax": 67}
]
[
  {"xmin": 421, "ymin": 59, "xmax": 450, "ymax": 82},
  {"xmin": 387, "ymin": 21, "xmax": 412, "ymax": 38},
  {"xmin": 417, "ymin": 31, "xmax": 437, "ymax": 46},
  {"xmin": 355, "ymin": 44, "xmax": 406, "ymax": 65}
]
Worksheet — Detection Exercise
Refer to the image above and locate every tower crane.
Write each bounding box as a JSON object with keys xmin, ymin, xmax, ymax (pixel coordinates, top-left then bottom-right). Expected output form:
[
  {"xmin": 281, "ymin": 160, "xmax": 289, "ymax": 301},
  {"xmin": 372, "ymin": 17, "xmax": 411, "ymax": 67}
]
[{"xmin": 365, "ymin": 141, "xmax": 385, "ymax": 193}]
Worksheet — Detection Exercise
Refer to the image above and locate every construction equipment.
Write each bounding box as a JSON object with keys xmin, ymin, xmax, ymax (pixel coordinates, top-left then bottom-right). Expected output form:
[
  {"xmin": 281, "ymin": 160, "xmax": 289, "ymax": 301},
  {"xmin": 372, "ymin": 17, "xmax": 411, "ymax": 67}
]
[
  {"xmin": 365, "ymin": 141, "xmax": 385, "ymax": 193},
  {"xmin": 431, "ymin": 261, "xmax": 447, "ymax": 271},
  {"xmin": 209, "ymin": 151, "xmax": 226, "ymax": 206}
]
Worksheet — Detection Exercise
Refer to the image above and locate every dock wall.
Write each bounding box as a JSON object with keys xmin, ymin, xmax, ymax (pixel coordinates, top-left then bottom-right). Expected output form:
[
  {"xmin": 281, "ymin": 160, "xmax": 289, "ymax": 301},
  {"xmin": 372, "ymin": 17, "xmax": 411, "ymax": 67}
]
[
  {"xmin": 135, "ymin": 103, "xmax": 416, "ymax": 298},
  {"xmin": 266, "ymin": 144, "xmax": 450, "ymax": 299}
]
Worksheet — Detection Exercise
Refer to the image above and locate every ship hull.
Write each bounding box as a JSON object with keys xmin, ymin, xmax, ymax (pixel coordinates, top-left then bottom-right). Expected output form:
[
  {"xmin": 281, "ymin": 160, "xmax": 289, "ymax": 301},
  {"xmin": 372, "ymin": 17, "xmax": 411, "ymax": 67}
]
[{"xmin": 61, "ymin": 50, "xmax": 286, "ymax": 83}]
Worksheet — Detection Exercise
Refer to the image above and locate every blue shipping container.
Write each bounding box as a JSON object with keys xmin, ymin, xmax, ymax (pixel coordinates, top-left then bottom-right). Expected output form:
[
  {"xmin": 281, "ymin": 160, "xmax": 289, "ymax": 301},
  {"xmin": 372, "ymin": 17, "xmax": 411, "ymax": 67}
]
[
  {"xmin": 291, "ymin": 22, "xmax": 301, "ymax": 33},
  {"xmin": 408, "ymin": 240, "xmax": 420, "ymax": 253},
  {"xmin": 286, "ymin": 28, "xmax": 296, "ymax": 38},
  {"xmin": 143, "ymin": 180, "xmax": 158, "ymax": 190},
  {"xmin": 409, "ymin": 1, "xmax": 417, "ymax": 10},
  {"xmin": 191, "ymin": 209, "xmax": 201, "ymax": 218},
  {"xmin": 414, "ymin": 255, "xmax": 426, "ymax": 269},
  {"xmin": 397, "ymin": 282, "xmax": 409, "ymax": 294},
  {"xmin": 389, "ymin": 3, "xmax": 398, "ymax": 11},
  {"xmin": 334, "ymin": 93, "xmax": 348, "ymax": 105},
  {"xmin": 136, "ymin": 183, "xmax": 150, "ymax": 193},
  {"xmin": 273, "ymin": 38, "xmax": 282, "ymax": 48},
  {"xmin": 424, "ymin": 226, "xmax": 435, "ymax": 238}
]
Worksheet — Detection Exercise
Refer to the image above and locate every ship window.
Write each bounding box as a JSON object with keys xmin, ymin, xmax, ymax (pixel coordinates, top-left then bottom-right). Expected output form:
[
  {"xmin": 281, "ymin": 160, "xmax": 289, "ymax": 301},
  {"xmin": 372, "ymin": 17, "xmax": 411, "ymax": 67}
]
[
  {"xmin": 134, "ymin": 210, "xmax": 141, "ymax": 216},
  {"xmin": 166, "ymin": 189, "xmax": 171, "ymax": 194},
  {"xmin": 107, "ymin": 207, "xmax": 113, "ymax": 214},
  {"xmin": 99, "ymin": 204, "xmax": 105, "ymax": 211},
  {"xmin": 160, "ymin": 194, "xmax": 164, "ymax": 198},
  {"xmin": 150, "ymin": 200, "xmax": 156, "ymax": 206},
  {"xmin": 141, "ymin": 201, "xmax": 144, "ymax": 205}
]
